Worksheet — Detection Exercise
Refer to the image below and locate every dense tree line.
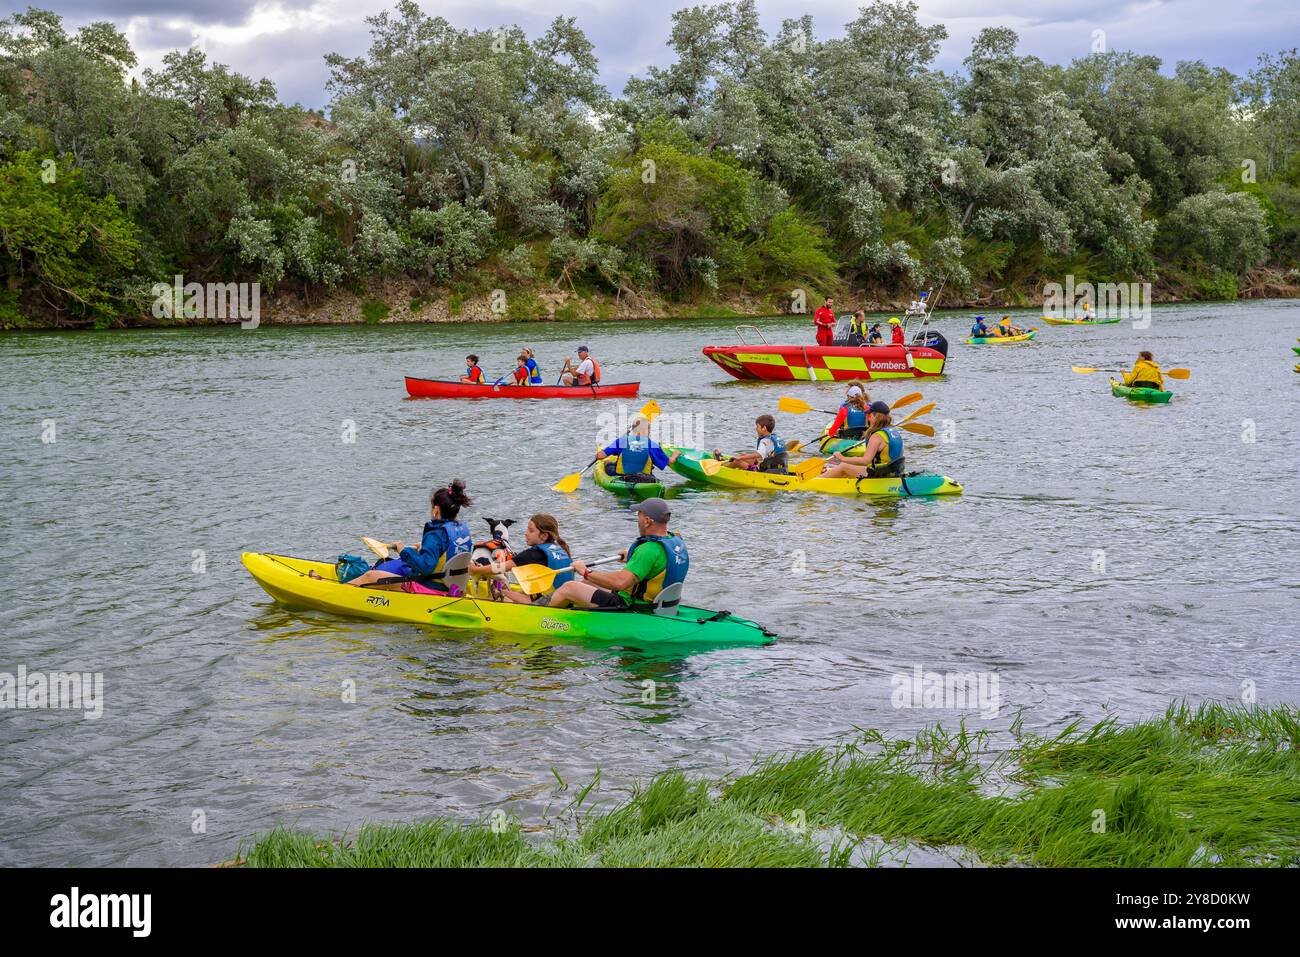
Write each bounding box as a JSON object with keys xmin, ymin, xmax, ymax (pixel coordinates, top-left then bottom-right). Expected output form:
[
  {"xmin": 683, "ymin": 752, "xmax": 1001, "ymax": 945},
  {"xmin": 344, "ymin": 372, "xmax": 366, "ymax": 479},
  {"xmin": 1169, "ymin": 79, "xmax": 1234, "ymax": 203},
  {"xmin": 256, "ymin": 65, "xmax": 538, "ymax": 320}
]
[{"xmin": 1, "ymin": 1, "xmax": 1297, "ymax": 326}]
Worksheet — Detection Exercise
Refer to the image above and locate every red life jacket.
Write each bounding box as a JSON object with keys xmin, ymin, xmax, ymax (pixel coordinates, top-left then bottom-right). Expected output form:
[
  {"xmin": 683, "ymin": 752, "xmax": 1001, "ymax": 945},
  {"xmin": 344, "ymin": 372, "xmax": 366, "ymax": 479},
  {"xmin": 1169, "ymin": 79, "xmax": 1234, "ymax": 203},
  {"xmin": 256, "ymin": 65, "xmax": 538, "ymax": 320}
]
[{"xmin": 579, "ymin": 357, "xmax": 601, "ymax": 385}]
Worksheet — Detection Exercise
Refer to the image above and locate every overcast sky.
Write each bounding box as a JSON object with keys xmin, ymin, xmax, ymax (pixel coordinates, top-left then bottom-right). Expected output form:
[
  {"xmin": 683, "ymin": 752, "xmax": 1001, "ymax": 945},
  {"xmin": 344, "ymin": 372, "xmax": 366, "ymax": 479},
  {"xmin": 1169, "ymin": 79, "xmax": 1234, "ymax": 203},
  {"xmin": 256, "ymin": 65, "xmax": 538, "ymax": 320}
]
[{"xmin": 20, "ymin": 0, "xmax": 1300, "ymax": 108}]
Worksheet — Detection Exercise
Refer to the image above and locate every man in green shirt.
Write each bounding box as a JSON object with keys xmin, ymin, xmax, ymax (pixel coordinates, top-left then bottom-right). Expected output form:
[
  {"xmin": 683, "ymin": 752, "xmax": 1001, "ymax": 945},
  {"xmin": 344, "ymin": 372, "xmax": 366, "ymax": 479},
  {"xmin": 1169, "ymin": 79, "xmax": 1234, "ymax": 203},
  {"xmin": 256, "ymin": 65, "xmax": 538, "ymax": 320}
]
[{"xmin": 547, "ymin": 498, "xmax": 689, "ymax": 609}]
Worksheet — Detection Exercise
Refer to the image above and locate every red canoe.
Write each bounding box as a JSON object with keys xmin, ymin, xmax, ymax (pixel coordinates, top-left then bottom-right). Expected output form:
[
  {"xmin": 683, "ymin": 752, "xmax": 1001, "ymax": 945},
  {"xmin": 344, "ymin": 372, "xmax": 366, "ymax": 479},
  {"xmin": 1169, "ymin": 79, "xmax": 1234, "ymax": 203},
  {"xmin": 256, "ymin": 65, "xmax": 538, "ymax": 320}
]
[
  {"xmin": 404, "ymin": 377, "xmax": 640, "ymax": 400},
  {"xmin": 702, "ymin": 343, "xmax": 946, "ymax": 382}
]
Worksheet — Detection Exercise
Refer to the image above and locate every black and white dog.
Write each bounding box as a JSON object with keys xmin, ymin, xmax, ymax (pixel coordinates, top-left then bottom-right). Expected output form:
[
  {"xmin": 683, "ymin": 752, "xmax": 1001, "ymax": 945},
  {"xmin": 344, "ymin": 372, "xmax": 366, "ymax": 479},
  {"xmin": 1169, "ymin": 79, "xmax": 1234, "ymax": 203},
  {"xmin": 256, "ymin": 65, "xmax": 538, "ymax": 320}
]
[{"xmin": 471, "ymin": 519, "xmax": 515, "ymax": 583}]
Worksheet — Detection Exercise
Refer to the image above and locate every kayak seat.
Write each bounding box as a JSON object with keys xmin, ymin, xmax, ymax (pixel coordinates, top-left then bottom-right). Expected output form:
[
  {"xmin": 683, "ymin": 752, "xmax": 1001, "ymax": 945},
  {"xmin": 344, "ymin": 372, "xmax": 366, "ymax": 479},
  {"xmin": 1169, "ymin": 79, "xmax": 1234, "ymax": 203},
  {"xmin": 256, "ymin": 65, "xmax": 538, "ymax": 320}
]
[
  {"xmin": 651, "ymin": 583, "xmax": 684, "ymax": 617},
  {"xmin": 441, "ymin": 552, "xmax": 472, "ymax": 596}
]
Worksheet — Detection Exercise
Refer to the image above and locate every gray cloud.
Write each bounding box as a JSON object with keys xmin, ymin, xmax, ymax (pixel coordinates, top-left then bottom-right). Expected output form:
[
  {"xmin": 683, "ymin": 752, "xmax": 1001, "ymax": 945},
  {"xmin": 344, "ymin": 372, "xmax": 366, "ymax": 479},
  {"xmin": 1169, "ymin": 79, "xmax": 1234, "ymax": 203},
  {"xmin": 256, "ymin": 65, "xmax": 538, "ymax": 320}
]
[{"xmin": 36, "ymin": 0, "xmax": 1300, "ymax": 110}]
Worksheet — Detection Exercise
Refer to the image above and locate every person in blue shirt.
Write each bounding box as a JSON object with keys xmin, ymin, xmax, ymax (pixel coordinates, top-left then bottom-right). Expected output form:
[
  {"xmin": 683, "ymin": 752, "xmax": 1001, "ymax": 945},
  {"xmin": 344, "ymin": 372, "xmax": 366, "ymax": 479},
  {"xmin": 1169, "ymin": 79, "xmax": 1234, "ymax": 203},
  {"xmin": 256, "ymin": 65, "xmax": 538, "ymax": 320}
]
[
  {"xmin": 597, "ymin": 415, "xmax": 679, "ymax": 483},
  {"xmin": 343, "ymin": 481, "xmax": 474, "ymax": 591},
  {"xmin": 970, "ymin": 316, "xmax": 989, "ymax": 338}
]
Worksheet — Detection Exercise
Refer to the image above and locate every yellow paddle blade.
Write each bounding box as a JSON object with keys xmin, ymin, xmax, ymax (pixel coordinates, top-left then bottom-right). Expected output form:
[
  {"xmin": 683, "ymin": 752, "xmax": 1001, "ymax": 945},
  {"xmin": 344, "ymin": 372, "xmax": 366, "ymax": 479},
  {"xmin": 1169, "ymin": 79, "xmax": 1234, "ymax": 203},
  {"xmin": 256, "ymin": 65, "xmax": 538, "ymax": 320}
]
[
  {"xmin": 792, "ymin": 457, "xmax": 825, "ymax": 480},
  {"xmin": 901, "ymin": 422, "xmax": 935, "ymax": 437},
  {"xmin": 890, "ymin": 392, "xmax": 922, "ymax": 410},
  {"xmin": 1166, "ymin": 368, "xmax": 1190, "ymax": 380},
  {"xmin": 639, "ymin": 400, "xmax": 662, "ymax": 421},
  {"xmin": 701, "ymin": 458, "xmax": 723, "ymax": 476},
  {"xmin": 900, "ymin": 403, "xmax": 935, "ymax": 424},
  {"xmin": 510, "ymin": 563, "xmax": 561, "ymax": 595},
  {"xmin": 362, "ymin": 537, "xmax": 391, "ymax": 559},
  {"xmin": 778, "ymin": 396, "xmax": 815, "ymax": 415},
  {"xmin": 1071, "ymin": 366, "xmax": 1102, "ymax": 374},
  {"xmin": 786, "ymin": 440, "xmax": 804, "ymax": 454},
  {"xmin": 552, "ymin": 471, "xmax": 583, "ymax": 493}
]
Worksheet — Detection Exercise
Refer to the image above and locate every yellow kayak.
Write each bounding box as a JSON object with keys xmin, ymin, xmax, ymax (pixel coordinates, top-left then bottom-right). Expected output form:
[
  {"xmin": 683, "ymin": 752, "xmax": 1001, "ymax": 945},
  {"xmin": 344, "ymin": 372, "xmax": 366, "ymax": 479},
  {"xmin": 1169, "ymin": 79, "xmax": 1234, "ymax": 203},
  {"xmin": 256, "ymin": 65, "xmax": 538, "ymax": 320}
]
[
  {"xmin": 965, "ymin": 329, "xmax": 1036, "ymax": 344},
  {"xmin": 241, "ymin": 553, "xmax": 776, "ymax": 647},
  {"xmin": 667, "ymin": 448, "xmax": 962, "ymax": 496}
]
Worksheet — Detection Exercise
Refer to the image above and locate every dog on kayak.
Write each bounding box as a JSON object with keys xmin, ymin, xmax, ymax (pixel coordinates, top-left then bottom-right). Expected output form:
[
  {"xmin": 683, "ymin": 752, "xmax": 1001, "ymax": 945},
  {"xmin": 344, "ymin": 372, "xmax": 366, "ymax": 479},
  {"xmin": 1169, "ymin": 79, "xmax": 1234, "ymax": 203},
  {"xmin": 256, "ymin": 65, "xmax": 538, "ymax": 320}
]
[{"xmin": 472, "ymin": 519, "xmax": 515, "ymax": 580}]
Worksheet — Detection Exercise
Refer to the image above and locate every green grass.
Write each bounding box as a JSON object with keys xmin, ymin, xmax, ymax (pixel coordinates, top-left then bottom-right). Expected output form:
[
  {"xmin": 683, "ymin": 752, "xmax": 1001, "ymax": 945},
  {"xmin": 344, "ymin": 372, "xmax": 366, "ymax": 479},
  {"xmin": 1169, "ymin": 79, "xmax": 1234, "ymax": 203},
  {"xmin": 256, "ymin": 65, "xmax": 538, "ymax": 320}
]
[
  {"xmin": 360, "ymin": 299, "xmax": 389, "ymax": 324},
  {"xmin": 234, "ymin": 701, "xmax": 1299, "ymax": 867}
]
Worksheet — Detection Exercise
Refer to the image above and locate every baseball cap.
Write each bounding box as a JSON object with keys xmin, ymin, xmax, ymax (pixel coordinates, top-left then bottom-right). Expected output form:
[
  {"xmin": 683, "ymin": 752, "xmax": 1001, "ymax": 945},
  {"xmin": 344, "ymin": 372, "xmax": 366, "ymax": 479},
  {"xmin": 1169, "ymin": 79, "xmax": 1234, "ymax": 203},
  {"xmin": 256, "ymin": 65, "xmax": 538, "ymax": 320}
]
[
  {"xmin": 577, "ymin": 345, "xmax": 589, "ymax": 353},
  {"xmin": 868, "ymin": 401, "xmax": 891, "ymax": 414},
  {"xmin": 630, "ymin": 498, "xmax": 671, "ymax": 523}
]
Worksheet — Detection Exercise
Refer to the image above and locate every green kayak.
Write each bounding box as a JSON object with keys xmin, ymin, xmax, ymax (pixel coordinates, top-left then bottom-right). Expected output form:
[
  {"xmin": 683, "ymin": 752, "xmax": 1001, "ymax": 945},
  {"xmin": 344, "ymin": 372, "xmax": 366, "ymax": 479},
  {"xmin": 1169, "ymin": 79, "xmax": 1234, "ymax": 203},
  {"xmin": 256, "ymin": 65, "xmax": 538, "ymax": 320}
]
[
  {"xmin": 1291, "ymin": 345, "xmax": 1300, "ymax": 355},
  {"xmin": 1110, "ymin": 378, "xmax": 1172, "ymax": 403},
  {"xmin": 593, "ymin": 459, "xmax": 666, "ymax": 499}
]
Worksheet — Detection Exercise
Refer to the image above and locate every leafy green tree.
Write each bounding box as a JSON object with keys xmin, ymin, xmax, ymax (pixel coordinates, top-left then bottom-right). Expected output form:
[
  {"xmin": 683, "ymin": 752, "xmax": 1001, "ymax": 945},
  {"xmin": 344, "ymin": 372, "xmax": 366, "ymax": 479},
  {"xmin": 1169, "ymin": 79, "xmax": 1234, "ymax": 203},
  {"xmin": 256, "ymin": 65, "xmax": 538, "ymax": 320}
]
[
  {"xmin": 0, "ymin": 151, "xmax": 138, "ymax": 323},
  {"xmin": 1160, "ymin": 190, "xmax": 1269, "ymax": 275}
]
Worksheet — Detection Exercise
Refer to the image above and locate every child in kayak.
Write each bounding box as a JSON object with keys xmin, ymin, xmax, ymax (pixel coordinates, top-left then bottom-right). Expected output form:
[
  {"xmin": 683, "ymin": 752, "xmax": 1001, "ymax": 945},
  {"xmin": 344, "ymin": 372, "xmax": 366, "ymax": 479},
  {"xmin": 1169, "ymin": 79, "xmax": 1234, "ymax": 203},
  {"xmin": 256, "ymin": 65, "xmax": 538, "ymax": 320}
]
[
  {"xmin": 548, "ymin": 498, "xmax": 688, "ymax": 610},
  {"xmin": 597, "ymin": 415, "xmax": 680, "ymax": 483},
  {"xmin": 460, "ymin": 356, "xmax": 484, "ymax": 384},
  {"xmin": 996, "ymin": 316, "xmax": 1023, "ymax": 336},
  {"xmin": 824, "ymin": 382, "xmax": 870, "ymax": 438},
  {"xmin": 970, "ymin": 316, "xmax": 989, "ymax": 338},
  {"xmin": 560, "ymin": 345, "xmax": 601, "ymax": 386},
  {"xmin": 471, "ymin": 513, "xmax": 575, "ymax": 604},
  {"xmin": 511, "ymin": 354, "xmax": 532, "ymax": 385},
  {"xmin": 343, "ymin": 481, "xmax": 475, "ymax": 591},
  {"xmin": 714, "ymin": 414, "xmax": 788, "ymax": 473},
  {"xmin": 1123, "ymin": 351, "xmax": 1164, "ymax": 390},
  {"xmin": 819, "ymin": 402, "xmax": 906, "ymax": 478},
  {"xmin": 521, "ymin": 348, "xmax": 543, "ymax": 384}
]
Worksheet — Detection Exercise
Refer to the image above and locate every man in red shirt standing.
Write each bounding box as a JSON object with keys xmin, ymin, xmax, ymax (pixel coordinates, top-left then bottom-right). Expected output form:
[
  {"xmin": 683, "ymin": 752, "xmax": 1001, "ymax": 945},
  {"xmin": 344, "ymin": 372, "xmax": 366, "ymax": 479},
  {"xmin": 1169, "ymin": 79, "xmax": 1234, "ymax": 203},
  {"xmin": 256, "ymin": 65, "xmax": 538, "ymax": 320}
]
[
  {"xmin": 889, "ymin": 317, "xmax": 905, "ymax": 345},
  {"xmin": 814, "ymin": 296, "xmax": 837, "ymax": 346}
]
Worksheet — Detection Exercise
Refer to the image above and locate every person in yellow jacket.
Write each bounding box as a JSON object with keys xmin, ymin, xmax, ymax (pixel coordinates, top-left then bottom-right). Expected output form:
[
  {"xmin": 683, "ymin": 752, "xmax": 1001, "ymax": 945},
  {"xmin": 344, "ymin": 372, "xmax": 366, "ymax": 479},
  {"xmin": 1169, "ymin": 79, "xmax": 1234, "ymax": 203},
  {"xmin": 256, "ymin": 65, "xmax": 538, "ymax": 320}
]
[{"xmin": 1123, "ymin": 351, "xmax": 1164, "ymax": 390}]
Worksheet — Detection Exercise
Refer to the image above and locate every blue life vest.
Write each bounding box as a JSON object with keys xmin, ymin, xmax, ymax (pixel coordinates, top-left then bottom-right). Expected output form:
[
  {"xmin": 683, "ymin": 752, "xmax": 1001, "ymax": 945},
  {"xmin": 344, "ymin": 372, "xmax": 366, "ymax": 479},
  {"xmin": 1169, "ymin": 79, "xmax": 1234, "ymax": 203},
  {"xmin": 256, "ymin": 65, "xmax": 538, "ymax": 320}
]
[
  {"xmin": 400, "ymin": 519, "xmax": 472, "ymax": 578},
  {"xmin": 525, "ymin": 358, "xmax": 542, "ymax": 384},
  {"xmin": 615, "ymin": 435, "xmax": 653, "ymax": 475},
  {"xmin": 871, "ymin": 426, "xmax": 905, "ymax": 474},
  {"xmin": 756, "ymin": 432, "xmax": 788, "ymax": 472},
  {"xmin": 971, "ymin": 318, "xmax": 987, "ymax": 337},
  {"xmin": 625, "ymin": 534, "xmax": 689, "ymax": 602},
  {"xmin": 845, "ymin": 406, "xmax": 867, "ymax": 430},
  {"xmin": 535, "ymin": 541, "xmax": 573, "ymax": 589}
]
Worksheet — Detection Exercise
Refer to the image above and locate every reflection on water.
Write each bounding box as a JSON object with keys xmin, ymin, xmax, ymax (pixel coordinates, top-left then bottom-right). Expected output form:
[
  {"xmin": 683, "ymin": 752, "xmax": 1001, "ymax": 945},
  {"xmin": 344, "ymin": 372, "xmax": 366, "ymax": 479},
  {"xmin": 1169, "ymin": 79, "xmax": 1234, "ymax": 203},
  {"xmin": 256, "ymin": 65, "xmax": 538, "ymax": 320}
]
[{"xmin": 2, "ymin": 301, "xmax": 1298, "ymax": 865}]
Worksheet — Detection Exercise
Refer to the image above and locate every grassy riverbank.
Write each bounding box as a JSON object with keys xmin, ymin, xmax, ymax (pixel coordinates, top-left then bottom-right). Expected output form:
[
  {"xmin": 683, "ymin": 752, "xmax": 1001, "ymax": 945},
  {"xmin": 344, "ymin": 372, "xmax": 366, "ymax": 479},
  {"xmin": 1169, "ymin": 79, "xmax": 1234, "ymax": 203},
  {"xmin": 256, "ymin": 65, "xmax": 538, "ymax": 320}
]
[{"xmin": 233, "ymin": 701, "xmax": 1299, "ymax": 868}]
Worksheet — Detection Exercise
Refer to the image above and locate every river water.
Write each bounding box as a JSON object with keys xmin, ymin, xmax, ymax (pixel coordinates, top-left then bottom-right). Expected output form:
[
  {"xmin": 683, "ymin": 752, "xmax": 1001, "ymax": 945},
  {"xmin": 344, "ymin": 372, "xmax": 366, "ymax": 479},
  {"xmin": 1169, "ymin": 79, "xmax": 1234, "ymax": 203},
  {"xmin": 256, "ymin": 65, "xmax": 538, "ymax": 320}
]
[{"xmin": 2, "ymin": 301, "xmax": 1298, "ymax": 866}]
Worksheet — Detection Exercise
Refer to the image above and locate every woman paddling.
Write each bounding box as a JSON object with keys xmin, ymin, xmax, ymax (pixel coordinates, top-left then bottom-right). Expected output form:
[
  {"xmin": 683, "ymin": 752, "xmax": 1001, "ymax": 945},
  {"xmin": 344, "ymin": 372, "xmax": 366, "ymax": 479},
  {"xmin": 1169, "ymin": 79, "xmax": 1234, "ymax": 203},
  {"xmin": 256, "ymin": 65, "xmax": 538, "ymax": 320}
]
[
  {"xmin": 1123, "ymin": 351, "xmax": 1164, "ymax": 391},
  {"xmin": 344, "ymin": 481, "xmax": 474, "ymax": 591},
  {"xmin": 470, "ymin": 513, "xmax": 575, "ymax": 604},
  {"xmin": 824, "ymin": 381, "xmax": 871, "ymax": 439},
  {"xmin": 819, "ymin": 401, "xmax": 905, "ymax": 479},
  {"xmin": 521, "ymin": 348, "xmax": 543, "ymax": 385}
]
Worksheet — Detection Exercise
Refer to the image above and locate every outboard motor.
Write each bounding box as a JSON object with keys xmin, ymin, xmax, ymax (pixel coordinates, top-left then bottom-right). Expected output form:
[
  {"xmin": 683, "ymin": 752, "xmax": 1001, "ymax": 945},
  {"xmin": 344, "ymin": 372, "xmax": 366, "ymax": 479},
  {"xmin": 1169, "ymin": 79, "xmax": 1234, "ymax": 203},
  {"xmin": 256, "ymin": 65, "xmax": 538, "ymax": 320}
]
[{"xmin": 911, "ymin": 329, "xmax": 948, "ymax": 356}]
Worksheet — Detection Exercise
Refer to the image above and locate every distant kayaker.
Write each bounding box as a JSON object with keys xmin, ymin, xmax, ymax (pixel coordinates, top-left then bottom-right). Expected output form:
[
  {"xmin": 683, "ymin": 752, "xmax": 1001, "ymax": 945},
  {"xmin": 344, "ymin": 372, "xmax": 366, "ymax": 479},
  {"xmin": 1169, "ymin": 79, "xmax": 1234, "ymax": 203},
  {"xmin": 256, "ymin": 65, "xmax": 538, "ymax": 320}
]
[
  {"xmin": 970, "ymin": 316, "xmax": 989, "ymax": 338},
  {"xmin": 814, "ymin": 296, "xmax": 837, "ymax": 346},
  {"xmin": 342, "ymin": 481, "xmax": 475, "ymax": 591},
  {"xmin": 819, "ymin": 401, "xmax": 906, "ymax": 479},
  {"xmin": 471, "ymin": 513, "xmax": 574, "ymax": 604},
  {"xmin": 1123, "ymin": 351, "xmax": 1164, "ymax": 391},
  {"xmin": 522, "ymin": 348, "xmax": 543, "ymax": 384},
  {"xmin": 825, "ymin": 381, "xmax": 870, "ymax": 438},
  {"xmin": 597, "ymin": 415, "xmax": 680, "ymax": 483},
  {"xmin": 889, "ymin": 317, "xmax": 905, "ymax": 344},
  {"xmin": 561, "ymin": 345, "xmax": 600, "ymax": 386},
  {"xmin": 714, "ymin": 414, "xmax": 788, "ymax": 473},
  {"xmin": 460, "ymin": 355, "xmax": 485, "ymax": 384},
  {"xmin": 867, "ymin": 322, "xmax": 884, "ymax": 345},
  {"xmin": 548, "ymin": 498, "xmax": 688, "ymax": 610},
  {"xmin": 997, "ymin": 316, "xmax": 1023, "ymax": 336}
]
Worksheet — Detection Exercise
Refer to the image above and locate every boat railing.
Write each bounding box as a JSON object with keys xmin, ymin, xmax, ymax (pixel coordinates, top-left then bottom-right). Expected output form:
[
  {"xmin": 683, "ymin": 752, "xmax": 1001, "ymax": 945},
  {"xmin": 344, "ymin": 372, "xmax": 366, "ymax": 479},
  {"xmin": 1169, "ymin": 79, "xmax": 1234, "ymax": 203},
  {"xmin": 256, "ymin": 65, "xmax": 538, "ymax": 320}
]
[{"xmin": 734, "ymin": 324, "xmax": 769, "ymax": 345}]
